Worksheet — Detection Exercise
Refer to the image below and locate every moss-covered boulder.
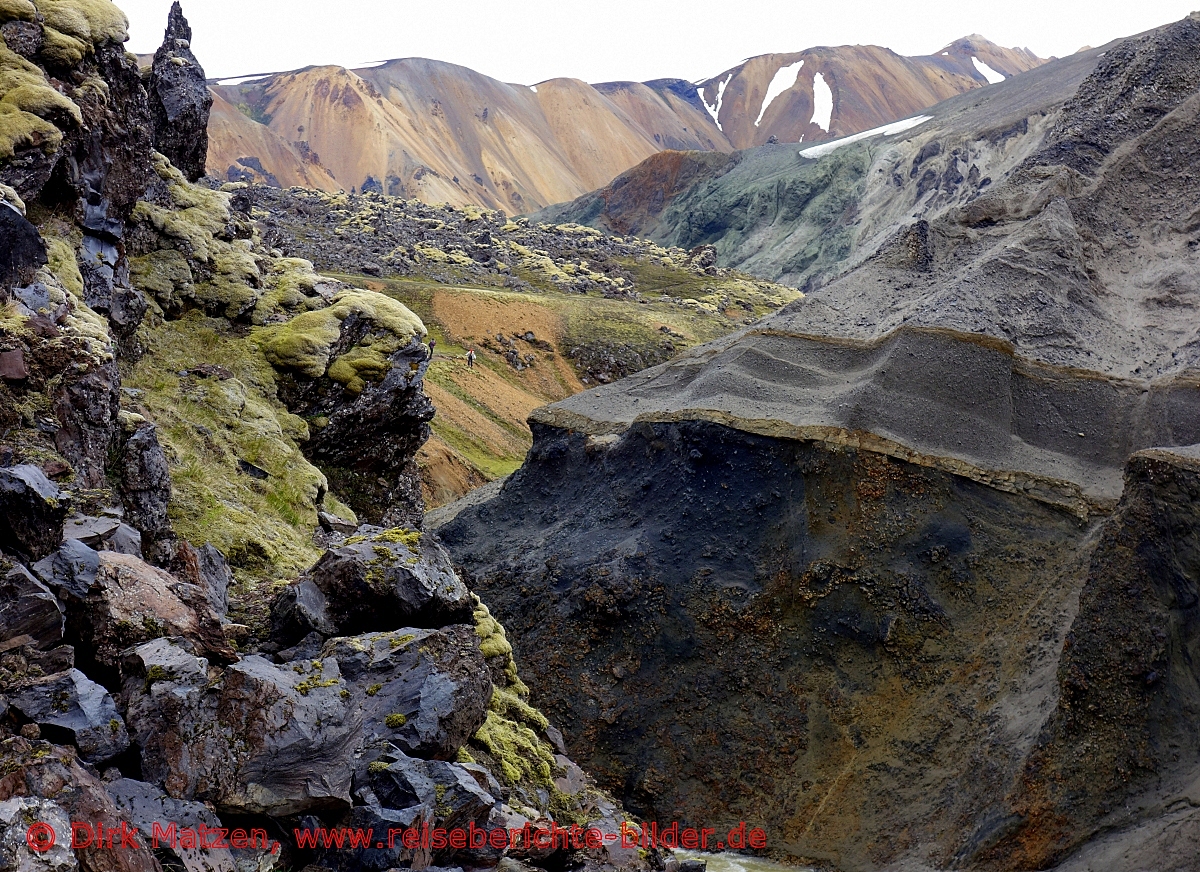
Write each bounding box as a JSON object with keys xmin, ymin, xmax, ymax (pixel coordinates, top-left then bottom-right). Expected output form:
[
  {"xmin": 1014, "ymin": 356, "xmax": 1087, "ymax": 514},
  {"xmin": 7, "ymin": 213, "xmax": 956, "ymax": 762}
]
[{"xmin": 261, "ymin": 288, "xmax": 425, "ymax": 392}]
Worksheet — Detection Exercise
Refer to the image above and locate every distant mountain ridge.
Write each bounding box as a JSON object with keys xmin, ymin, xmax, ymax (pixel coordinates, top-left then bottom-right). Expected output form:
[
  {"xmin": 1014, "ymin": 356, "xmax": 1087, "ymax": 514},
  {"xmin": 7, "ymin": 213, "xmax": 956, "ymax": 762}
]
[
  {"xmin": 205, "ymin": 36, "xmax": 1045, "ymax": 213},
  {"xmin": 697, "ymin": 35, "xmax": 1043, "ymax": 148}
]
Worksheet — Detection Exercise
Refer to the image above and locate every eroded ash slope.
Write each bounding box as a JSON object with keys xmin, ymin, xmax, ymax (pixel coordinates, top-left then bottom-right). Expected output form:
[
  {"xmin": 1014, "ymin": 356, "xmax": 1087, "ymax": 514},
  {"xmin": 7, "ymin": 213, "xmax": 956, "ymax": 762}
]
[{"xmin": 438, "ymin": 14, "xmax": 1200, "ymax": 872}]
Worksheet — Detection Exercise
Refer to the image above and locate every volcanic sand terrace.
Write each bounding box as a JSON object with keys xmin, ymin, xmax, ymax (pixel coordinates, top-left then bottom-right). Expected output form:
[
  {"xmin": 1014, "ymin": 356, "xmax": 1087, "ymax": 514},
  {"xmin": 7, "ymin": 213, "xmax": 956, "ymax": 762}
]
[{"xmin": 533, "ymin": 325, "xmax": 1200, "ymax": 513}]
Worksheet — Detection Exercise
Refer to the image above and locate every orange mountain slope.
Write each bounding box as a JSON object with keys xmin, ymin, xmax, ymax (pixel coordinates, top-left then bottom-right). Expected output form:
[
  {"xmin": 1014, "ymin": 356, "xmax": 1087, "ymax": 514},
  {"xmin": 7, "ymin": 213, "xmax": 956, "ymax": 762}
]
[{"xmin": 206, "ymin": 37, "xmax": 1044, "ymax": 213}]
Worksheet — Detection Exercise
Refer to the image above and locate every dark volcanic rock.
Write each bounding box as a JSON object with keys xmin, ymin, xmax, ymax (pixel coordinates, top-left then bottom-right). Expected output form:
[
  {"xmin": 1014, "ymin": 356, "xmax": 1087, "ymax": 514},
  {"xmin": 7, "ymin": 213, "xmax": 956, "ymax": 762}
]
[
  {"xmin": 196, "ymin": 543, "xmax": 233, "ymax": 620},
  {"xmin": 352, "ymin": 751, "xmax": 499, "ymax": 865},
  {"xmin": 269, "ymin": 578, "xmax": 336, "ymax": 647},
  {"xmin": 0, "ymin": 465, "xmax": 68, "ymax": 562},
  {"xmin": 53, "ymin": 360, "xmax": 121, "ymax": 489},
  {"xmin": 364, "ymin": 752, "xmax": 498, "ymax": 824},
  {"xmin": 317, "ymin": 804, "xmax": 433, "ymax": 872},
  {"xmin": 62, "ymin": 514, "xmax": 143, "ymax": 556},
  {"xmin": 984, "ymin": 445, "xmax": 1200, "ymax": 868},
  {"xmin": 278, "ymin": 527, "xmax": 473, "ymax": 641},
  {"xmin": 6, "ymin": 668, "xmax": 129, "ymax": 764},
  {"xmin": 437, "ymin": 419, "xmax": 1098, "ymax": 866},
  {"xmin": 0, "ymin": 738, "xmax": 164, "ymax": 872},
  {"xmin": 284, "ymin": 335, "xmax": 435, "ymax": 528},
  {"xmin": 118, "ymin": 424, "xmax": 174, "ymax": 556},
  {"xmin": 121, "ymin": 638, "xmax": 358, "ymax": 816},
  {"xmin": 32, "ymin": 537, "xmax": 101, "ymax": 600},
  {"xmin": 105, "ymin": 778, "xmax": 238, "ymax": 872},
  {"xmin": 324, "ymin": 626, "xmax": 492, "ymax": 760},
  {"xmin": 147, "ymin": 3, "xmax": 213, "ymax": 182},
  {"xmin": 0, "ymin": 204, "xmax": 46, "ymax": 290},
  {"xmin": 122, "ymin": 623, "xmax": 492, "ymax": 817},
  {"xmin": 79, "ymin": 234, "xmax": 148, "ymax": 339},
  {"xmin": 66, "ymin": 551, "xmax": 234, "ymax": 679},
  {"xmin": 0, "ymin": 562, "xmax": 64, "ymax": 650}
]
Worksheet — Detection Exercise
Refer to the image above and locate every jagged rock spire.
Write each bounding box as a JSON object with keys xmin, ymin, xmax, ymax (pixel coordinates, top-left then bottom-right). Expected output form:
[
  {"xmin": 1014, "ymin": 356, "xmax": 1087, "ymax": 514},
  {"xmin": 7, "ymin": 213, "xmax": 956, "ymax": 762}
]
[{"xmin": 147, "ymin": 2, "xmax": 213, "ymax": 182}]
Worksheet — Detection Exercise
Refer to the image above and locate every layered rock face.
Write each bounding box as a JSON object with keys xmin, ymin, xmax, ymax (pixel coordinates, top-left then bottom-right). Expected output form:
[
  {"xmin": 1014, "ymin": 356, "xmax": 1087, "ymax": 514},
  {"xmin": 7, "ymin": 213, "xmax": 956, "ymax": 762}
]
[
  {"xmin": 1, "ymin": 5, "xmax": 655, "ymax": 872},
  {"xmin": 437, "ymin": 14, "xmax": 1200, "ymax": 871}
]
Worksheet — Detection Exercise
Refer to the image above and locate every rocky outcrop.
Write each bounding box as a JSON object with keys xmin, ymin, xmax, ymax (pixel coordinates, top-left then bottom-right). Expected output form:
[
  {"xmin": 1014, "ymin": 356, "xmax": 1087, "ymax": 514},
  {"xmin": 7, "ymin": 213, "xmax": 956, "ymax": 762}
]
[
  {"xmin": 146, "ymin": 2, "xmax": 211, "ymax": 182},
  {"xmin": 0, "ymin": 465, "xmax": 68, "ymax": 562},
  {"xmin": 53, "ymin": 361, "xmax": 121, "ymax": 490},
  {"xmin": 290, "ymin": 334, "xmax": 435, "ymax": 529},
  {"xmin": 116, "ymin": 423, "xmax": 173, "ymax": 558},
  {"xmin": 0, "ymin": 738, "xmax": 163, "ymax": 872},
  {"xmin": 6, "ymin": 668, "xmax": 129, "ymax": 764},
  {"xmin": 979, "ymin": 446, "xmax": 1200, "ymax": 869},
  {"xmin": 270, "ymin": 527, "xmax": 473, "ymax": 644},
  {"xmin": 0, "ymin": 202, "xmax": 46, "ymax": 291},
  {"xmin": 0, "ymin": 561, "xmax": 64, "ymax": 649},
  {"xmin": 256, "ymin": 288, "xmax": 434, "ymax": 526},
  {"xmin": 325, "ymin": 625, "xmax": 492, "ymax": 759},
  {"xmin": 62, "ymin": 550, "xmax": 234, "ymax": 679}
]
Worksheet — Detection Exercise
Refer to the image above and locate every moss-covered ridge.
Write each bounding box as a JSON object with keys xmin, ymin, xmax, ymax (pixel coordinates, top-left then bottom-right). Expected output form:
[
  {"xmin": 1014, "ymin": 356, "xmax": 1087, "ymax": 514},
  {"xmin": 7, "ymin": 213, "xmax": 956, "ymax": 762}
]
[{"xmin": 118, "ymin": 160, "xmax": 428, "ymax": 592}]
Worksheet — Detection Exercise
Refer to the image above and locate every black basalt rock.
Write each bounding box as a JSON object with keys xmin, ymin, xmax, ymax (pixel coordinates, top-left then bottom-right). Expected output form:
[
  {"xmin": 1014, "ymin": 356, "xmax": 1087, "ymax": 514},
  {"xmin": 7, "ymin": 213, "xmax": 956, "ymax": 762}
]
[
  {"xmin": 0, "ymin": 204, "xmax": 47, "ymax": 292},
  {"xmin": 147, "ymin": 3, "xmax": 213, "ymax": 182}
]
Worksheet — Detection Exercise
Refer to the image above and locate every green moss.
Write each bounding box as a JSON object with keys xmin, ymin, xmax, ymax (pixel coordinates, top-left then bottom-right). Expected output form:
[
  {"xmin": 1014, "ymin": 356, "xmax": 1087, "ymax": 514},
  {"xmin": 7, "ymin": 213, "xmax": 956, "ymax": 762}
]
[
  {"xmin": 123, "ymin": 311, "xmax": 328, "ymax": 592},
  {"xmin": 474, "ymin": 600, "xmax": 513, "ymax": 658},
  {"xmin": 375, "ymin": 528, "xmax": 421, "ymax": 548},
  {"xmin": 130, "ymin": 154, "xmax": 231, "ymax": 260},
  {"xmin": 259, "ymin": 289, "xmax": 426, "ymax": 387},
  {"xmin": 34, "ymin": 0, "xmax": 129, "ymax": 45},
  {"xmin": 366, "ymin": 683, "xmax": 382, "ymax": 697},
  {"xmin": 296, "ymin": 677, "xmax": 340, "ymax": 696},
  {"xmin": 385, "ymin": 713, "xmax": 407, "ymax": 729},
  {"xmin": 0, "ymin": 102, "xmax": 61, "ymax": 160},
  {"xmin": 472, "ymin": 710, "xmax": 556, "ymax": 787},
  {"xmin": 129, "ymin": 249, "xmax": 193, "ymax": 309},
  {"xmin": 144, "ymin": 664, "xmax": 170, "ymax": 689},
  {"xmin": 0, "ymin": 0, "xmax": 37, "ymax": 22},
  {"xmin": 368, "ymin": 760, "xmax": 390, "ymax": 774},
  {"xmin": 1, "ymin": 83, "xmax": 82, "ymax": 125},
  {"xmin": 37, "ymin": 25, "xmax": 87, "ymax": 66},
  {"xmin": 250, "ymin": 257, "xmax": 323, "ymax": 325},
  {"xmin": 198, "ymin": 241, "xmax": 262, "ymax": 317},
  {"xmin": 490, "ymin": 686, "xmax": 549, "ymax": 731}
]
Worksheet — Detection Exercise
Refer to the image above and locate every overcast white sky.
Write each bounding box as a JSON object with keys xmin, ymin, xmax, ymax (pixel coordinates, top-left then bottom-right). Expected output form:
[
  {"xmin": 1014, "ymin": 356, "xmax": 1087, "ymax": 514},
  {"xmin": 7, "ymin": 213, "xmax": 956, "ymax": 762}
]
[{"xmin": 120, "ymin": 0, "xmax": 1199, "ymax": 84}]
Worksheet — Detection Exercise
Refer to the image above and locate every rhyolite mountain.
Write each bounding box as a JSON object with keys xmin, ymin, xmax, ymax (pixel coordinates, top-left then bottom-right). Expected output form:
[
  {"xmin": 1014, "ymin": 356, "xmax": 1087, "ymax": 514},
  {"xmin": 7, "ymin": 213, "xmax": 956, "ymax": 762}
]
[
  {"xmin": 205, "ymin": 36, "xmax": 1043, "ymax": 213},
  {"xmin": 435, "ymin": 11, "xmax": 1200, "ymax": 872},
  {"xmin": 535, "ymin": 32, "xmax": 1136, "ymax": 290},
  {"xmin": 0, "ymin": 4, "xmax": 679, "ymax": 872}
]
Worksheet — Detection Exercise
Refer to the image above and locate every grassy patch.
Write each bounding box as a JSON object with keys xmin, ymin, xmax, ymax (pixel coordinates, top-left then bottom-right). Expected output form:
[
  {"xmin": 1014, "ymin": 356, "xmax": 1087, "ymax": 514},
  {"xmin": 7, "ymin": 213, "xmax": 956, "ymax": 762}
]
[{"xmin": 123, "ymin": 311, "xmax": 329, "ymax": 601}]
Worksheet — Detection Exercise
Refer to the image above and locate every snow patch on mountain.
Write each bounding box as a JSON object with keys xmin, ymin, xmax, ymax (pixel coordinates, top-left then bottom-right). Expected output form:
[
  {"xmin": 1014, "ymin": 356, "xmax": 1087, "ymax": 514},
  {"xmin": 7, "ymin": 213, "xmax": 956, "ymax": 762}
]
[
  {"xmin": 812, "ymin": 72, "xmax": 834, "ymax": 132},
  {"xmin": 755, "ymin": 60, "xmax": 804, "ymax": 127},
  {"xmin": 799, "ymin": 114, "xmax": 932, "ymax": 159},
  {"xmin": 699, "ymin": 73, "xmax": 733, "ymax": 131},
  {"xmin": 972, "ymin": 57, "xmax": 1006, "ymax": 84}
]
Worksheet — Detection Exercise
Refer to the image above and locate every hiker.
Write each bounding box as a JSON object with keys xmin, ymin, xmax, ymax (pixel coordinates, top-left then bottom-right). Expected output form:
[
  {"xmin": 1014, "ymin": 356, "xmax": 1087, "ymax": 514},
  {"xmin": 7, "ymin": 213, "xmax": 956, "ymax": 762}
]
[
  {"xmin": 466, "ymin": 348, "xmax": 476, "ymax": 368},
  {"xmin": 427, "ymin": 338, "xmax": 436, "ymax": 360}
]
